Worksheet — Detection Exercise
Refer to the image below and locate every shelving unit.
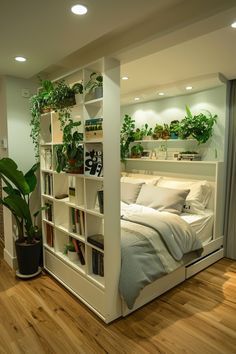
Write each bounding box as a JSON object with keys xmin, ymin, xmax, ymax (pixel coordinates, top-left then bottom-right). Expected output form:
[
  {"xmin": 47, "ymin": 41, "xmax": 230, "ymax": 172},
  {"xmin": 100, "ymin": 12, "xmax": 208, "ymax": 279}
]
[{"xmin": 41, "ymin": 57, "xmax": 121, "ymax": 323}]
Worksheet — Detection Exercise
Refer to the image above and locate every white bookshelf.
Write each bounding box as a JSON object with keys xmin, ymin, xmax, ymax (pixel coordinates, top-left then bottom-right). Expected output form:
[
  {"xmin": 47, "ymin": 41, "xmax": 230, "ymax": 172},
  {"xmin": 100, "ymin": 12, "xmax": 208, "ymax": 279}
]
[{"xmin": 41, "ymin": 57, "xmax": 121, "ymax": 323}]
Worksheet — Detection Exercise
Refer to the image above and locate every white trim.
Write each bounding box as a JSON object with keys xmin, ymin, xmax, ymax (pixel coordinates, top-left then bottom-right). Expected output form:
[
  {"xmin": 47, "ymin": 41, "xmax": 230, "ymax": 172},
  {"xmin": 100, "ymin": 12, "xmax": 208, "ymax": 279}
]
[{"xmin": 3, "ymin": 248, "xmax": 17, "ymax": 269}]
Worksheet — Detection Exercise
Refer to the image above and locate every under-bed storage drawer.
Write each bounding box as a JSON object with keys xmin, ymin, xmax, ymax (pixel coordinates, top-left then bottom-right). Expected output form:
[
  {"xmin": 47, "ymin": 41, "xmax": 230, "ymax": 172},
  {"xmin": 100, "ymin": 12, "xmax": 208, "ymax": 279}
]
[
  {"xmin": 44, "ymin": 249, "xmax": 105, "ymax": 316},
  {"xmin": 185, "ymin": 248, "xmax": 224, "ymax": 278}
]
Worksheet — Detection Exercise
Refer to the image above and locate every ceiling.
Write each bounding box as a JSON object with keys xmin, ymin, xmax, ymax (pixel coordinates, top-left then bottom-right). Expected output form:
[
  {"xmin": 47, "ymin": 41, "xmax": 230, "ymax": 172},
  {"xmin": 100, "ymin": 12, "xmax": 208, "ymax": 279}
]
[{"xmin": 1, "ymin": 0, "xmax": 236, "ymax": 102}]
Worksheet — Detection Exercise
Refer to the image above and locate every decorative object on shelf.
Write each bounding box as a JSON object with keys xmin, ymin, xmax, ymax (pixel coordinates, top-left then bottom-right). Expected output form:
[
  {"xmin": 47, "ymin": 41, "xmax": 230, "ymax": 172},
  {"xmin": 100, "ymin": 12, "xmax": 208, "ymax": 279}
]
[
  {"xmin": 55, "ymin": 119, "xmax": 84, "ymax": 173},
  {"xmin": 141, "ymin": 150, "xmax": 152, "ymax": 159},
  {"xmin": 64, "ymin": 238, "xmax": 77, "ymax": 261},
  {"xmin": 85, "ymin": 118, "xmax": 103, "ymax": 140},
  {"xmin": 84, "ymin": 144, "xmax": 103, "ymax": 177},
  {"xmin": 161, "ymin": 124, "xmax": 170, "ymax": 140},
  {"xmin": 141, "ymin": 123, "xmax": 153, "ymax": 140},
  {"xmin": 178, "ymin": 105, "xmax": 217, "ymax": 144},
  {"xmin": 131, "ymin": 143, "xmax": 144, "ymax": 158},
  {"xmin": 170, "ymin": 120, "xmax": 180, "ymax": 139},
  {"xmin": 152, "ymin": 124, "xmax": 163, "ymax": 140},
  {"xmin": 120, "ymin": 114, "xmax": 136, "ymax": 160},
  {"xmin": 177, "ymin": 151, "xmax": 201, "ymax": 161},
  {"xmin": 0, "ymin": 158, "xmax": 47, "ymax": 277},
  {"xmin": 85, "ymin": 72, "xmax": 103, "ymax": 100}
]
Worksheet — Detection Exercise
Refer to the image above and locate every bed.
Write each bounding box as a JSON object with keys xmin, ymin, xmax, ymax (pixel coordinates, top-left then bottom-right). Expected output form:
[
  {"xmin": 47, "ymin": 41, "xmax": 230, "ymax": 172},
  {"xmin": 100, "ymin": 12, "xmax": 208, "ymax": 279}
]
[{"xmin": 119, "ymin": 170, "xmax": 223, "ymax": 314}]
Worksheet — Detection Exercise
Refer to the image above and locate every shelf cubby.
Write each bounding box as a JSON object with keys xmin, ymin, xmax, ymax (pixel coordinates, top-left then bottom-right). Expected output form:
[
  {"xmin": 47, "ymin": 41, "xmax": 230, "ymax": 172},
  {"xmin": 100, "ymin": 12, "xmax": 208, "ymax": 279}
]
[
  {"xmin": 42, "ymin": 172, "xmax": 53, "ymax": 196},
  {"xmin": 53, "ymin": 173, "xmax": 68, "ymax": 199},
  {"xmin": 68, "ymin": 175, "xmax": 85, "ymax": 207},
  {"xmin": 85, "ymin": 179, "xmax": 103, "ymax": 213},
  {"xmin": 54, "ymin": 201, "xmax": 69, "ymax": 231}
]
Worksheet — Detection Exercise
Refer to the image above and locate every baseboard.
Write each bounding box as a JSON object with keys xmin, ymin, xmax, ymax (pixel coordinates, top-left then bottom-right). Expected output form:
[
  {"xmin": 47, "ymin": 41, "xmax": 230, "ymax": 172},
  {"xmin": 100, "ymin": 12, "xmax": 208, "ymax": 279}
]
[{"xmin": 3, "ymin": 248, "xmax": 17, "ymax": 269}]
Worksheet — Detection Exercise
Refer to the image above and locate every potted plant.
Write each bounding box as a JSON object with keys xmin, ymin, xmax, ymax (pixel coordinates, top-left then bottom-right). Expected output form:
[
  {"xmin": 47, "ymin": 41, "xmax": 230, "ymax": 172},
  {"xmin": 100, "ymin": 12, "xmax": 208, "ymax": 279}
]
[
  {"xmin": 30, "ymin": 79, "xmax": 55, "ymax": 160},
  {"xmin": 84, "ymin": 72, "xmax": 103, "ymax": 100},
  {"xmin": 162, "ymin": 123, "xmax": 170, "ymax": 140},
  {"xmin": 64, "ymin": 239, "xmax": 78, "ymax": 262},
  {"xmin": 120, "ymin": 114, "xmax": 136, "ymax": 160},
  {"xmin": 141, "ymin": 123, "xmax": 153, "ymax": 140},
  {"xmin": 170, "ymin": 120, "xmax": 179, "ymax": 139},
  {"xmin": 131, "ymin": 143, "xmax": 144, "ymax": 158},
  {"xmin": 0, "ymin": 158, "xmax": 46, "ymax": 277},
  {"xmin": 152, "ymin": 124, "xmax": 163, "ymax": 140},
  {"xmin": 56, "ymin": 119, "xmax": 84, "ymax": 173},
  {"xmin": 178, "ymin": 105, "xmax": 217, "ymax": 144}
]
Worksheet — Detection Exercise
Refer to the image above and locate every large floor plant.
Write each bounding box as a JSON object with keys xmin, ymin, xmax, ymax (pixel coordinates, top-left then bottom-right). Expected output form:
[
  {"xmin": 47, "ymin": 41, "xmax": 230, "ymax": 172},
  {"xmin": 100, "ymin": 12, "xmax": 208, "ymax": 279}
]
[{"xmin": 0, "ymin": 158, "xmax": 46, "ymax": 276}]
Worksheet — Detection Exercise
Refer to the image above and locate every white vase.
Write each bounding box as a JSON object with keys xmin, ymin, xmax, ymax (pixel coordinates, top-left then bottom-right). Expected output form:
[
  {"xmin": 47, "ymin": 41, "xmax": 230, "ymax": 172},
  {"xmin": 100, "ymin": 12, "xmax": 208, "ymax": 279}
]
[{"xmin": 67, "ymin": 250, "xmax": 78, "ymax": 262}]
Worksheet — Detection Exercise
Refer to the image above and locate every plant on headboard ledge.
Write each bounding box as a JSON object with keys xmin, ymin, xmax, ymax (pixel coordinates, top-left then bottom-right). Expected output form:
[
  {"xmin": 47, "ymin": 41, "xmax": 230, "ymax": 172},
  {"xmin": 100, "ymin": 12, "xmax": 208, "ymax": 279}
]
[{"xmin": 178, "ymin": 105, "xmax": 217, "ymax": 144}]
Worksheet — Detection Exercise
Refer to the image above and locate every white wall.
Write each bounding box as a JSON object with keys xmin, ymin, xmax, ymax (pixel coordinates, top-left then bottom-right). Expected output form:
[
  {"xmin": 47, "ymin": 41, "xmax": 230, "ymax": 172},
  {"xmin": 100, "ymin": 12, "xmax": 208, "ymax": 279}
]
[
  {"xmin": 121, "ymin": 85, "xmax": 227, "ymax": 161},
  {"xmin": 6, "ymin": 76, "xmax": 38, "ymax": 172}
]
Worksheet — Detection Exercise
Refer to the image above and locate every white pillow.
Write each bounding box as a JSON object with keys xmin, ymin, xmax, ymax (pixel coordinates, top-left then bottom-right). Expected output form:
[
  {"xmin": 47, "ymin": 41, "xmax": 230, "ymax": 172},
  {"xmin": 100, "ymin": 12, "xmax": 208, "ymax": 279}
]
[
  {"xmin": 136, "ymin": 184, "xmax": 190, "ymax": 215},
  {"xmin": 120, "ymin": 182, "xmax": 143, "ymax": 204},
  {"xmin": 157, "ymin": 178, "xmax": 211, "ymax": 214}
]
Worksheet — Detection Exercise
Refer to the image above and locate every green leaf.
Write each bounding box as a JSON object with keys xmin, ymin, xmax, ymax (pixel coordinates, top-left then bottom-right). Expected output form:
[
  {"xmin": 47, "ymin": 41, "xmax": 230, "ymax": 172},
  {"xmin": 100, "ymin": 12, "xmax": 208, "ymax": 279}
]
[
  {"xmin": 24, "ymin": 162, "xmax": 39, "ymax": 193},
  {"xmin": 0, "ymin": 158, "xmax": 30, "ymax": 195},
  {"xmin": 185, "ymin": 105, "xmax": 193, "ymax": 119}
]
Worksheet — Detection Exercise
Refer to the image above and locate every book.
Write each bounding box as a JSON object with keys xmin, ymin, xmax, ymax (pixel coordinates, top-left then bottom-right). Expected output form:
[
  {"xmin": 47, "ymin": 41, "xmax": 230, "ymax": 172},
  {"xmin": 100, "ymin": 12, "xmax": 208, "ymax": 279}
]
[
  {"xmin": 97, "ymin": 190, "xmax": 104, "ymax": 214},
  {"xmin": 92, "ymin": 249, "xmax": 99, "ymax": 275},
  {"xmin": 71, "ymin": 208, "xmax": 76, "ymax": 233},
  {"xmin": 79, "ymin": 210, "xmax": 85, "ymax": 235},
  {"xmin": 46, "ymin": 223, "xmax": 54, "ymax": 247},
  {"xmin": 87, "ymin": 234, "xmax": 104, "ymax": 250},
  {"xmin": 72, "ymin": 239, "xmax": 85, "ymax": 265}
]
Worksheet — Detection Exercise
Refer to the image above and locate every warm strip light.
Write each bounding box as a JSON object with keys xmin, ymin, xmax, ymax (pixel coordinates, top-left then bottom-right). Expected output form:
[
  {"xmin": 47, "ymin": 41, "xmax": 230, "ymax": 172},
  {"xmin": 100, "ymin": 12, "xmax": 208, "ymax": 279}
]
[
  {"xmin": 15, "ymin": 56, "xmax": 26, "ymax": 62},
  {"xmin": 71, "ymin": 4, "xmax": 88, "ymax": 15},
  {"xmin": 134, "ymin": 97, "xmax": 140, "ymax": 101},
  {"xmin": 185, "ymin": 86, "xmax": 193, "ymax": 90},
  {"xmin": 231, "ymin": 21, "xmax": 236, "ymax": 28},
  {"xmin": 122, "ymin": 76, "xmax": 129, "ymax": 80},
  {"xmin": 158, "ymin": 92, "xmax": 165, "ymax": 96}
]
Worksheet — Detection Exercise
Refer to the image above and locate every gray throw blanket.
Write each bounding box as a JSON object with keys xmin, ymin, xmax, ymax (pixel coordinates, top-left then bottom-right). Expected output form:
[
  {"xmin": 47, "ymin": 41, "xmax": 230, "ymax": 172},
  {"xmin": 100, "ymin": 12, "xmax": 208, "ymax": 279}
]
[{"xmin": 119, "ymin": 204, "xmax": 202, "ymax": 309}]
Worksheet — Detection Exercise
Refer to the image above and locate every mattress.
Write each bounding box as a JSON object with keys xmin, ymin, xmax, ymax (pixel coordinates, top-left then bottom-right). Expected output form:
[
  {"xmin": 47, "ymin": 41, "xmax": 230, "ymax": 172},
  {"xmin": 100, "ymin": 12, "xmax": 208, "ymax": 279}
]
[{"xmin": 180, "ymin": 209, "xmax": 214, "ymax": 244}]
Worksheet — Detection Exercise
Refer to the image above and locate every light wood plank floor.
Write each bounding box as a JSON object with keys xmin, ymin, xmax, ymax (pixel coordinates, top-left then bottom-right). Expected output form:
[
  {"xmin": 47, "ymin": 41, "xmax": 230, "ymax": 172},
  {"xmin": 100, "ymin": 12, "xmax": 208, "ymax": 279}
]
[{"xmin": 0, "ymin": 256, "xmax": 235, "ymax": 354}]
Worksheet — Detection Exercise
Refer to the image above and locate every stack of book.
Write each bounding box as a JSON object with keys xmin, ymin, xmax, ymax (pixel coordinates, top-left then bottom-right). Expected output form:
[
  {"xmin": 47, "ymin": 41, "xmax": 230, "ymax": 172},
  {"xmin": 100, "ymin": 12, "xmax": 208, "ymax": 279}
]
[
  {"xmin": 72, "ymin": 238, "xmax": 85, "ymax": 265},
  {"xmin": 45, "ymin": 202, "xmax": 53, "ymax": 221},
  {"xmin": 46, "ymin": 224, "xmax": 54, "ymax": 247},
  {"xmin": 70, "ymin": 208, "xmax": 85, "ymax": 235},
  {"xmin": 92, "ymin": 249, "xmax": 104, "ymax": 276},
  {"xmin": 44, "ymin": 173, "xmax": 53, "ymax": 195}
]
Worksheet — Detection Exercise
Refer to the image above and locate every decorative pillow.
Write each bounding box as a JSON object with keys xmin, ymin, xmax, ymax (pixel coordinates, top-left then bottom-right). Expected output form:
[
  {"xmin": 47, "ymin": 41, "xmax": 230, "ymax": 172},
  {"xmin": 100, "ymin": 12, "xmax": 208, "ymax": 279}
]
[
  {"xmin": 157, "ymin": 178, "xmax": 212, "ymax": 214},
  {"xmin": 120, "ymin": 182, "xmax": 143, "ymax": 204},
  {"xmin": 121, "ymin": 176, "xmax": 159, "ymax": 185},
  {"xmin": 136, "ymin": 184, "xmax": 190, "ymax": 215}
]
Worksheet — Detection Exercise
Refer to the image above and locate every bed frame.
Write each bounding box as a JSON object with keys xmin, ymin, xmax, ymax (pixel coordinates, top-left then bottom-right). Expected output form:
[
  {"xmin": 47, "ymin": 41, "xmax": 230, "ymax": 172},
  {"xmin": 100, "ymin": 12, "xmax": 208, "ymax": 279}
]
[{"xmin": 121, "ymin": 160, "xmax": 224, "ymax": 316}]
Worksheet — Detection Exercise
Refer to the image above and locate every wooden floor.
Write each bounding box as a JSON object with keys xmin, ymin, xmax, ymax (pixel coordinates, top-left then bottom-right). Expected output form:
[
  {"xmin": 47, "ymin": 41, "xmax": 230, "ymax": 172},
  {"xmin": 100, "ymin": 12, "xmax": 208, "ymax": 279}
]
[{"xmin": 0, "ymin": 256, "xmax": 236, "ymax": 354}]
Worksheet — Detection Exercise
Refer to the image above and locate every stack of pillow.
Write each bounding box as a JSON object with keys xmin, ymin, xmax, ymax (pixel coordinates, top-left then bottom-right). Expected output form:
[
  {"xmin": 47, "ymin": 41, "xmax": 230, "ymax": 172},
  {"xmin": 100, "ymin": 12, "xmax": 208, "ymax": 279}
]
[{"xmin": 120, "ymin": 174, "xmax": 212, "ymax": 215}]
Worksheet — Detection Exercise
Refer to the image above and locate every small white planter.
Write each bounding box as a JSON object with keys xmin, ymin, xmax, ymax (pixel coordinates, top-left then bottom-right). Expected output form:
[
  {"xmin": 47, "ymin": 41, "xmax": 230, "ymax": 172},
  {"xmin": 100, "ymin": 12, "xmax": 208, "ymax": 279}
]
[{"xmin": 67, "ymin": 250, "xmax": 78, "ymax": 262}]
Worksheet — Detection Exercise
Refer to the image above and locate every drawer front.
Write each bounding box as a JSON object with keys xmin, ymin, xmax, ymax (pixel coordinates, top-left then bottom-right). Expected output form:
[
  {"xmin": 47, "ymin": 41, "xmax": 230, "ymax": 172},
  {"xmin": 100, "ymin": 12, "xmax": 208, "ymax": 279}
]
[{"xmin": 44, "ymin": 250, "xmax": 105, "ymax": 316}]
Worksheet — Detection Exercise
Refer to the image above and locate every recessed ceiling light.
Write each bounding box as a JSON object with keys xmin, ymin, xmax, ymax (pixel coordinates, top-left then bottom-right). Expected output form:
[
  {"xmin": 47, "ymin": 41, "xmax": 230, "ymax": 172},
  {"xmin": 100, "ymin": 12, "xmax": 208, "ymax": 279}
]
[
  {"xmin": 158, "ymin": 92, "xmax": 165, "ymax": 96},
  {"xmin": 134, "ymin": 97, "xmax": 140, "ymax": 101},
  {"xmin": 71, "ymin": 4, "xmax": 88, "ymax": 15},
  {"xmin": 122, "ymin": 76, "xmax": 129, "ymax": 80},
  {"xmin": 185, "ymin": 86, "xmax": 193, "ymax": 90},
  {"xmin": 15, "ymin": 56, "xmax": 26, "ymax": 62},
  {"xmin": 231, "ymin": 21, "xmax": 236, "ymax": 28}
]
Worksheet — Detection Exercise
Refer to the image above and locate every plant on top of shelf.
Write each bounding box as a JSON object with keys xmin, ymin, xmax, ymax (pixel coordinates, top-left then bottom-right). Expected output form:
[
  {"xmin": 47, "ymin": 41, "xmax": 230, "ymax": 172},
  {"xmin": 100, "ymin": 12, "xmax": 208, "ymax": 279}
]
[
  {"xmin": 84, "ymin": 72, "xmax": 103, "ymax": 99},
  {"xmin": 169, "ymin": 120, "xmax": 180, "ymax": 139},
  {"xmin": 0, "ymin": 157, "xmax": 47, "ymax": 276},
  {"xmin": 120, "ymin": 114, "xmax": 136, "ymax": 160},
  {"xmin": 131, "ymin": 143, "xmax": 144, "ymax": 158},
  {"xmin": 30, "ymin": 78, "xmax": 54, "ymax": 160},
  {"xmin": 141, "ymin": 123, "xmax": 153, "ymax": 140},
  {"xmin": 178, "ymin": 105, "xmax": 217, "ymax": 144},
  {"xmin": 30, "ymin": 78, "xmax": 83, "ymax": 161},
  {"xmin": 152, "ymin": 124, "xmax": 163, "ymax": 140},
  {"xmin": 56, "ymin": 119, "xmax": 84, "ymax": 174},
  {"xmin": 161, "ymin": 123, "xmax": 170, "ymax": 140}
]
